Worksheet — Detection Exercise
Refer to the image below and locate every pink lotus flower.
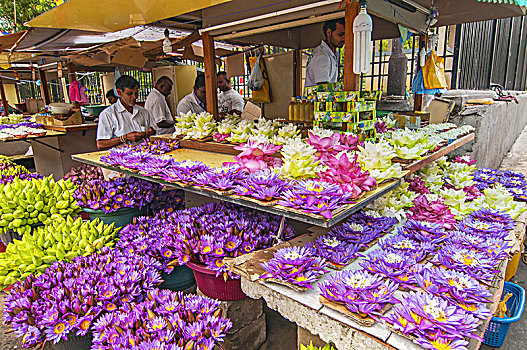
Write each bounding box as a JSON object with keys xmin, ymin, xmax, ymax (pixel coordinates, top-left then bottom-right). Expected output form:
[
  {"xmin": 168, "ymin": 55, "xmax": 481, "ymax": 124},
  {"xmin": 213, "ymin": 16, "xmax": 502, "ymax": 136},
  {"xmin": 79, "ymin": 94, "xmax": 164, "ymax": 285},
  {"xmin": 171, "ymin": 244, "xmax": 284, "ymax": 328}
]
[
  {"xmin": 407, "ymin": 195, "xmax": 457, "ymax": 229},
  {"xmin": 228, "ymin": 141, "xmax": 282, "ymax": 172},
  {"xmin": 463, "ymin": 185, "xmax": 483, "ymax": 201},
  {"xmin": 213, "ymin": 132, "xmax": 230, "ymax": 142},
  {"xmin": 408, "ymin": 176, "xmax": 431, "ymax": 194},
  {"xmin": 318, "ymin": 153, "xmax": 377, "ymax": 198},
  {"xmin": 306, "ymin": 131, "xmax": 342, "ymax": 163},
  {"xmin": 339, "ymin": 133, "xmax": 361, "ymax": 152},
  {"xmin": 454, "ymin": 155, "xmax": 476, "ymax": 166}
]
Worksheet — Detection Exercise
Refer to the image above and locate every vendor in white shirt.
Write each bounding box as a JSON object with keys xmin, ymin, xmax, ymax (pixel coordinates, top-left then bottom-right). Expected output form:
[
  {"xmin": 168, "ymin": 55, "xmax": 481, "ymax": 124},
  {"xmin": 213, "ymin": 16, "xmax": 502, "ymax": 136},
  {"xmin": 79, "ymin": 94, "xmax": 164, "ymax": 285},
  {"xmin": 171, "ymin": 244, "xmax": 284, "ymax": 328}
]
[
  {"xmin": 304, "ymin": 18, "xmax": 346, "ymax": 87},
  {"xmin": 217, "ymin": 71, "xmax": 245, "ymax": 115},
  {"xmin": 96, "ymin": 75, "xmax": 156, "ymax": 150},
  {"xmin": 145, "ymin": 76, "xmax": 175, "ymax": 135},
  {"xmin": 176, "ymin": 73, "xmax": 207, "ymax": 115}
]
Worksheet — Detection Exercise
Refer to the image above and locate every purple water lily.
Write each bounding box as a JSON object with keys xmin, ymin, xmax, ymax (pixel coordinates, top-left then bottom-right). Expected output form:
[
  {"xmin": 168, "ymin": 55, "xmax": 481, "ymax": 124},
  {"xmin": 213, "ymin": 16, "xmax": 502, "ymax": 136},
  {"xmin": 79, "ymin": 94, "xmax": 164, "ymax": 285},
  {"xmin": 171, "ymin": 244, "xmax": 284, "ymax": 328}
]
[
  {"xmin": 168, "ymin": 202, "xmax": 294, "ymax": 279},
  {"xmin": 383, "ymin": 292, "xmax": 483, "ymax": 347},
  {"xmin": 380, "ymin": 234, "xmax": 434, "ymax": 262},
  {"xmin": 74, "ymin": 177, "xmax": 161, "ymax": 213},
  {"xmin": 260, "ymin": 246, "xmax": 329, "ymax": 289},
  {"xmin": 432, "ymin": 245, "xmax": 501, "ymax": 282},
  {"xmin": 235, "ymin": 169, "xmax": 288, "ymax": 201},
  {"xmin": 305, "ymin": 234, "xmax": 361, "ymax": 266},
  {"xmin": 319, "ymin": 269, "xmax": 398, "ymax": 318},
  {"xmin": 360, "ymin": 249, "xmax": 421, "ymax": 287},
  {"xmin": 468, "ymin": 209, "xmax": 515, "ymax": 229},
  {"xmin": 398, "ymin": 220, "xmax": 448, "ymax": 245},
  {"xmin": 3, "ymin": 247, "xmax": 161, "ymax": 348},
  {"xmin": 91, "ymin": 288, "xmax": 232, "ymax": 350},
  {"xmin": 455, "ymin": 218, "xmax": 510, "ymax": 239},
  {"xmin": 278, "ymin": 180, "xmax": 353, "ymax": 219},
  {"xmin": 194, "ymin": 164, "xmax": 245, "ymax": 191},
  {"xmin": 413, "ymin": 267, "xmax": 492, "ymax": 320}
]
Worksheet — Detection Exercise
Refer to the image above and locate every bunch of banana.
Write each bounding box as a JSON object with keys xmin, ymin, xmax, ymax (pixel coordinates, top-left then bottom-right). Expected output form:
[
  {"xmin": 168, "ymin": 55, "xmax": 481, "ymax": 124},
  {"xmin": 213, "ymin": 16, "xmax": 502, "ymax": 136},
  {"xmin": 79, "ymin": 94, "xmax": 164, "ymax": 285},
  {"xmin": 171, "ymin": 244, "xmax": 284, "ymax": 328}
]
[
  {"xmin": 0, "ymin": 176, "xmax": 80, "ymax": 235},
  {"xmin": 0, "ymin": 163, "xmax": 29, "ymax": 177},
  {"xmin": 0, "ymin": 155, "xmax": 13, "ymax": 165},
  {"xmin": 0, "ymin": 216, "xmax": 119, "ymax": 287}
]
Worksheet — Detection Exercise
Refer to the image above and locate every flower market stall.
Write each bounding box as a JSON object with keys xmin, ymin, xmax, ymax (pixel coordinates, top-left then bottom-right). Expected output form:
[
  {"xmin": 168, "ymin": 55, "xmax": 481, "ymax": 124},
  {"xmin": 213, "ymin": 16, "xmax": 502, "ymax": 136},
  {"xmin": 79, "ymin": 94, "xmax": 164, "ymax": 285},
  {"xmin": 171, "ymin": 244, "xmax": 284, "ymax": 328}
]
[{"xmin": 71, "ymin": 121, "xmax": 475, "ymax": 227}]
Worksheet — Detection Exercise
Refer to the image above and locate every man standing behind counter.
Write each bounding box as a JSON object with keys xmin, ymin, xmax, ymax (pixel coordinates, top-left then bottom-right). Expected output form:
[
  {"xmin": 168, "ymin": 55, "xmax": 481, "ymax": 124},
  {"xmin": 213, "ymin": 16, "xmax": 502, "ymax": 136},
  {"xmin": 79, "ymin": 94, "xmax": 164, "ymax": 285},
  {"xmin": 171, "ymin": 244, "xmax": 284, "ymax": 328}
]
[
  {"xmin": 176, "ymin": 73, "xmax": 207, "ymax": 115},
  {"xmin": 217, "ymin": 71, "xmax": 245, "ymax": 115},
  {"xmin": 304, "ymin": 18, "xmax": 345, "ymax": 87},
  {"xmin": 96, "ymin": 75, "xmax": 156, "ymax": 150},
  {"xmin": 145, "ymin": 76, "xmax": 175, "ymax": 135}
]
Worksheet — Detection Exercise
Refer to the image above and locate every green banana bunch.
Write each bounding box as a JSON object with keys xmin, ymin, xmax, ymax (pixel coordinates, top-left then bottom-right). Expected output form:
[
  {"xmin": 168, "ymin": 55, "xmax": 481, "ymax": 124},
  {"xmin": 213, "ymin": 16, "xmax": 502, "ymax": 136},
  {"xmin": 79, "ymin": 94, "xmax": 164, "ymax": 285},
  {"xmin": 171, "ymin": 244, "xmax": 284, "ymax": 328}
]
[
  {"xmin": 0, "ymin": 216, "xmax": 120, "ymax": 288},
  {"xmin": 300, "ymin": 342, "xmax": 336, "ymax": 350},
  {"xmin": 0, "ymin": 155, "xmax": 14, "ymax": 165},
  {"xmin": 0, "ymin": 176, "xmax": 81, "ymax": 235}
]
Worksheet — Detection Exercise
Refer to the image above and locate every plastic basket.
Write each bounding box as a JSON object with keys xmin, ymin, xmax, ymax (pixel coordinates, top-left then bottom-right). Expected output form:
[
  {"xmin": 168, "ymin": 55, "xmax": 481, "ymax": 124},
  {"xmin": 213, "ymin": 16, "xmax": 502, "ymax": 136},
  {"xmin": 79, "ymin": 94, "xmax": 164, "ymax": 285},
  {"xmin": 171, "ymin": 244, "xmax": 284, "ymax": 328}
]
[
  {"xmin": 159, "ymin": 265, "xmax": 196, "ymax": 292},
  {"xmin": 483, "ymin": 281, "xmax": 525, "ymax": 347},
  {"xmin": 83, "ymin": 207, "xmax": 147, "ymax": 228},
  {"xmin": 52, "ymin": 333, "xmax": 92, "ymax": 350},
  {"xmin": 187, "ymin": 261, "xmax": 246, "ymax": 301}
]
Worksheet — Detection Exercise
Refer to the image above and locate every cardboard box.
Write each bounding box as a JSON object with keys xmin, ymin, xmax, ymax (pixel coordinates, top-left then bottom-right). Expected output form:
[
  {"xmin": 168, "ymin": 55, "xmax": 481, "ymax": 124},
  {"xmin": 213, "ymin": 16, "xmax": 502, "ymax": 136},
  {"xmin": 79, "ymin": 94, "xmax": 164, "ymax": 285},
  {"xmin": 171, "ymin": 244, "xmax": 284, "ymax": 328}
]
[
  {"xmin": 316, "ymin": 91, "xmax": 358, "ymax": 102},
  {"xmin": 25, "ymin": 98, "xmax": 45, "ymax": 114},
  {"xmin": 305, "ymin": 82, "xmax": 343, "ymax": 96},
  {"xmin": 314, "ymin": 111, "xmax": 359, "ymax": 123},
  {"xmin": 53, "ymin": 110, "xmax": 83, "ymax": 126},
  {"xmin": 393, "ymin": 112, "xmax": 430, "ymax": 129},
  {"xmin": 359, "ymin": 90, "xmax": 383, "ymax": 101}
]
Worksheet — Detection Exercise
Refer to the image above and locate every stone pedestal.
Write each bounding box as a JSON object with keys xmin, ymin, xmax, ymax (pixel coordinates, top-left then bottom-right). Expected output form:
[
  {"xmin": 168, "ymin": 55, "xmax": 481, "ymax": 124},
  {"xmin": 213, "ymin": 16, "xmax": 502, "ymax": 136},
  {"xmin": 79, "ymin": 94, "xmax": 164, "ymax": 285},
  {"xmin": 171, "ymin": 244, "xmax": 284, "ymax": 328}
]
[
  {"xmin": 386, "ymin": 40, "xmax": 408, "ymax": 99},
  {"xmin": 376, "ymin": 98, "xmax": 413, "ymax": 112},
  {"xmin": 197, "ymin": 289, "xmax": 267, "ymax": 349}
]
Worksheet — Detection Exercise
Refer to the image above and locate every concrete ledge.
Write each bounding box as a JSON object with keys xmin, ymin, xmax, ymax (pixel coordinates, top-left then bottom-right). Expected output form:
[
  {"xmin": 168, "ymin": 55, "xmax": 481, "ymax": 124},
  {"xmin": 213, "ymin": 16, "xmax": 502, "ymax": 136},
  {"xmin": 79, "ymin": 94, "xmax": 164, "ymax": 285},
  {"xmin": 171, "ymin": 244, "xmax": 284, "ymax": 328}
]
[
  {"xmin": 241, "ymin": 277, "xmax": 392, "ymax": 350},
  {"xmin": 447, "ymin": 92, "xmax": 527, "ymax": 168}
]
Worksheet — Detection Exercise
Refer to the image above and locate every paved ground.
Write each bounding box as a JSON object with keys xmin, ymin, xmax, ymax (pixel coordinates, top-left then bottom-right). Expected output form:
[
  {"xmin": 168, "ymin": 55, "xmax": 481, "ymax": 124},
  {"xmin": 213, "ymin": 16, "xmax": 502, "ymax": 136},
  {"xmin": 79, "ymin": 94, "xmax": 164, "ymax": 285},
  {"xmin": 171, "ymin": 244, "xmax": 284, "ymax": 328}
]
[{"xmin": 480, "ymin": 261, "xmax": 527, "ymax": 350}]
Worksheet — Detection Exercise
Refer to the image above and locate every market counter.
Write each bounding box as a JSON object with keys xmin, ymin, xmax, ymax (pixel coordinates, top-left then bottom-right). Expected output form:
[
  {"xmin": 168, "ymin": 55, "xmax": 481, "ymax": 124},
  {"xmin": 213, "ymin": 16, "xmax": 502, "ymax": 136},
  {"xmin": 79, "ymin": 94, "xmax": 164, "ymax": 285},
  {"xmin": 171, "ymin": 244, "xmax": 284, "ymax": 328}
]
[
  {"xmin": 236, "ymin": 212, "xmax": 527, "ymax": 350},
  {"xmin": 33, "ymin": 122, "xmax": 98, "ymax": 179}
]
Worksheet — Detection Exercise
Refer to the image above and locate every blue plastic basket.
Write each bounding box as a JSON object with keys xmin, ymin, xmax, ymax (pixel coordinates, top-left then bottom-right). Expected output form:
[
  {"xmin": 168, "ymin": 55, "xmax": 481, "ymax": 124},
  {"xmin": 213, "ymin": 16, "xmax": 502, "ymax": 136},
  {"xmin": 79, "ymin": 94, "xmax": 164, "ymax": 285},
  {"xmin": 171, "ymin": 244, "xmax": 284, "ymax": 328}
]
[{"xmin": 483, "ymin": 281, "xmax": 525, "ymax": 347}]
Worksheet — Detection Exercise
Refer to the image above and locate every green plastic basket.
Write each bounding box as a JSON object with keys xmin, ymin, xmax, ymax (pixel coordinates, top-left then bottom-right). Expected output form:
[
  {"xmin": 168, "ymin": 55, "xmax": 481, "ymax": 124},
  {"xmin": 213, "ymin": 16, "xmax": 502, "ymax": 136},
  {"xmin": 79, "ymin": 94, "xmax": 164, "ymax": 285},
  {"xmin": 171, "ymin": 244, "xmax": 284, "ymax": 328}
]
[{"xmin": 83, "ymin": 207, "xmax": 147, "ymax": 227}]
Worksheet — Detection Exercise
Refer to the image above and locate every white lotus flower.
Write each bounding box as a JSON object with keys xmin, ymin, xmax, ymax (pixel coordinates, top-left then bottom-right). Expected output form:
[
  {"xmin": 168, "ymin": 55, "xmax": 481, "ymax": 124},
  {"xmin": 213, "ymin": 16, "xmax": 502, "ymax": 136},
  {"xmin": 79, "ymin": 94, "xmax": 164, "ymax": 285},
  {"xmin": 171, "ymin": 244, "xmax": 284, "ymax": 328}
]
[
  {"xmin": 394, "ymin": 145, "xmax": 428, "ymax": 160},
  {"xmin": 358, "ymin": 139, "xmax": 396, "ymax": 170},
  {"xmin": 281, "ymin": 140, "xmax": 316, "ymax": 159},
  {"xmin": 369, "ymin": 163, "xmax": 403, "ymax": 182},
  {"xmin": 310, "ymin": 126, "xmax": 334, "ymax": 138},
  {"xmin": 247, "ymin": 134, "xmax": 271, "ymax": 144}
]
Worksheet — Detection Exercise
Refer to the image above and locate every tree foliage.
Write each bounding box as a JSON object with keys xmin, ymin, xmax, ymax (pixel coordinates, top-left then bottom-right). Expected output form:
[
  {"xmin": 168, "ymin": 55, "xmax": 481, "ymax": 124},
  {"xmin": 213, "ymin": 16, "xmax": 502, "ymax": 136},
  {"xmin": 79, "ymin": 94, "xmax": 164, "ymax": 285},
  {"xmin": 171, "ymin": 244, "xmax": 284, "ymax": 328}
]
[{"xmin": 0, "ymin": 0, "xmax": 60, "ymax": 32}]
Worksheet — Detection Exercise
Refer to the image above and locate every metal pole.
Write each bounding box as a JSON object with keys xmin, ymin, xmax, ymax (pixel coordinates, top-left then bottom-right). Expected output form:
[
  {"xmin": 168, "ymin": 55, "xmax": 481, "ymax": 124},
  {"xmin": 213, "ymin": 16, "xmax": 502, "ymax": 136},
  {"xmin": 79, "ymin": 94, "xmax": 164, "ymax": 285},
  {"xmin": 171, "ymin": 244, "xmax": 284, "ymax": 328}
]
[{"xmin": 13, "ymin": 0, "xmax": 16, "ymax": 32}]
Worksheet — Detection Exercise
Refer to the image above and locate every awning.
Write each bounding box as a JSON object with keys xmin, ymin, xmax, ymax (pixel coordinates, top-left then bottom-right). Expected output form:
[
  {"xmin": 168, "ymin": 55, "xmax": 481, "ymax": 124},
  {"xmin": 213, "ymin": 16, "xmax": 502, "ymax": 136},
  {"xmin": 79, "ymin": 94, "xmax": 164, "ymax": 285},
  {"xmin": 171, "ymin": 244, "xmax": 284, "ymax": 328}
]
[
  {"xmin": 199, "ymin": 0, "xmax": 525, "ymax": 48},
  {"xmin": 477, "ymin": 0, "xmax": 527, "ymax": 5},
  {"xmin": 12, "ymin": 26, "xmax": 191, "ymax": 53},
  {"xmin": 26, "ymin": 0, "xmax": 231, "ymax": 32},
  {"xmin": 0, "ymin": 32, "xmax": 25, "ymax": 51},
  {"xmin": 412, "ymin": 0, "xmax": 525, "ymax": 27}
]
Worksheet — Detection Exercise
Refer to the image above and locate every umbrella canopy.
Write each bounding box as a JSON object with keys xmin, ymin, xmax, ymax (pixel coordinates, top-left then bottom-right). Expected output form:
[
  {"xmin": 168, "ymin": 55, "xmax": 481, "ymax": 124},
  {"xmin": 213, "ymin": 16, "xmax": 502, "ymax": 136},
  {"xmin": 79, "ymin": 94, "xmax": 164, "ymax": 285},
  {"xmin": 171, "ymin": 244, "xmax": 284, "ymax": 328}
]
[{"xmin": 26, "ymin": 0, "xmax": 231, "ymax": 32}]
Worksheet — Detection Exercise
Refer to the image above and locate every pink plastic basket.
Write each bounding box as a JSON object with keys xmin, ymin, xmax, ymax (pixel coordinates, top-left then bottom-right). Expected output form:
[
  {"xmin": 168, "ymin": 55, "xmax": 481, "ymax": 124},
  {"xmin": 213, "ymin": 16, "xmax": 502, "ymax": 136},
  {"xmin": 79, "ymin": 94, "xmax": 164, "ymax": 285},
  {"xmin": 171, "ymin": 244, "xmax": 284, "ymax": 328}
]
[{"xmin": 187, "ymin": 261, "xmax": 246, "ymax": 301}]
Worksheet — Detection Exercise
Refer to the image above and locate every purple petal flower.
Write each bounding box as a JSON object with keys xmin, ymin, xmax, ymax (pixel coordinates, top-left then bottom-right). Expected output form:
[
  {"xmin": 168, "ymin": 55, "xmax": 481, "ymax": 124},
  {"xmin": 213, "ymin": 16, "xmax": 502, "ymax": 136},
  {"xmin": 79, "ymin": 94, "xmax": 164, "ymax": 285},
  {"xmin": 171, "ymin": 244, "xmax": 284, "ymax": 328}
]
[{"xmin": 260, "ymin": 246, "xmax": 328, "ymax": 289}]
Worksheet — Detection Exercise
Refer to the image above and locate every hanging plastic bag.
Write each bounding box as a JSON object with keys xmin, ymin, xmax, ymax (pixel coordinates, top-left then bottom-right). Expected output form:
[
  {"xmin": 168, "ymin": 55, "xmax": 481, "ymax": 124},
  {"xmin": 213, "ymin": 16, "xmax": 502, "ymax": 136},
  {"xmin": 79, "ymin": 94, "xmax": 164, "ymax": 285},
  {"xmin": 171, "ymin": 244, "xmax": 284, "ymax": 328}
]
[
  {"xmin": 422, "ymin": 51, "xmax": 448, "ymax": 90},
  {"xmin": 248, "ymin": 55, "xmax": 264, "ymax": 91},
  {"xmin": 413, "ymin": 68, "xmax": 445, "ymax": 95},
  {"xmin": 248, "ymin": 56, "xmax": 271, "ymax": 103},
  {"xmin": 113, "ymin": 67, "xmax": 122, "ymax": 95}
]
